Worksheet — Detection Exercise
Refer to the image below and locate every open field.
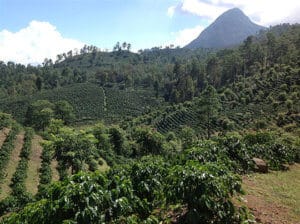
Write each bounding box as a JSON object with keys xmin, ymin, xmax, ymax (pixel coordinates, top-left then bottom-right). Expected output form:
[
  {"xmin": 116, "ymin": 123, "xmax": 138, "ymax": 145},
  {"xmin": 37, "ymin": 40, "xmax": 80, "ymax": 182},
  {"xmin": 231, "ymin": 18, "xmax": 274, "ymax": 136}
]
[{"xmin": 243, "ymin": 164, "xmax": 300, "ymax": 224}]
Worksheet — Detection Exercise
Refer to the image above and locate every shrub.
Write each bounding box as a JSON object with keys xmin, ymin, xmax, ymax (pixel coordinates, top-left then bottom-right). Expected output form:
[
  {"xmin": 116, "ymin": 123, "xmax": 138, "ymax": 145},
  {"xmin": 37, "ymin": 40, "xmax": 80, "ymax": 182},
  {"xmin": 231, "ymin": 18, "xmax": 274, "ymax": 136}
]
[
  {"xmin": 166, "ymin": 162, "xmax": 244, "ymax": 224},
  {"xmin": 0, "ymin": 112, "xmax": 13, "ymax": 129},
  {"xmin": 278, "ymin": 91, "xmax": 287, "ymax": 102}
]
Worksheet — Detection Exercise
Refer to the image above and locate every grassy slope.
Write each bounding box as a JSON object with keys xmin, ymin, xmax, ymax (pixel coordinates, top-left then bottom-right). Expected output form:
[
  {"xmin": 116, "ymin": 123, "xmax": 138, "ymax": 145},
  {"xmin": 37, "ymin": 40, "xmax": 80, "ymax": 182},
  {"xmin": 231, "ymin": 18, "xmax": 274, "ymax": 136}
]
[
  {"xmin": 0, "ymin": 132, "xmax": 24, "ymax": 200},
  {"xmin": 243, "ymin": 164, "xmax": 300, "ymax": 224},
  {"xmin": 25, "ymin": 135, "xmax": 43, "ymax": 195}
]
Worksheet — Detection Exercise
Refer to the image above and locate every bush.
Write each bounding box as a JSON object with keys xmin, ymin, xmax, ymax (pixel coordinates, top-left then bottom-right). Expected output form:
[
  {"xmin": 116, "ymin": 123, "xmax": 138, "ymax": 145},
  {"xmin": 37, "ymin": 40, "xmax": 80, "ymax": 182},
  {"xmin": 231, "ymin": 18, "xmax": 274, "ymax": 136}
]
[
  {"xmin": 0, "ymin": 112, "xmax": 13, "ymax": 129},
  {"xmin": 244, "ymin": 131, "xmax": 274, "ymax": 145},
  {"xmin": 133, "ymin": 126, "xmax": 166, "ymax": 155},
  {"xmin": 278, "ymin": 91, "xmax": 287, "ymax": 102},
  {"xmin": 166, "ymin": 162, "xmax": 244, "ymax": 224},
  {"xmin": 2, "ymin": 155, "xmax": 250, "ymax": 223},
  {"xmin": 255, "ymin": 119, "xmax": 268, "ymax": 130}
]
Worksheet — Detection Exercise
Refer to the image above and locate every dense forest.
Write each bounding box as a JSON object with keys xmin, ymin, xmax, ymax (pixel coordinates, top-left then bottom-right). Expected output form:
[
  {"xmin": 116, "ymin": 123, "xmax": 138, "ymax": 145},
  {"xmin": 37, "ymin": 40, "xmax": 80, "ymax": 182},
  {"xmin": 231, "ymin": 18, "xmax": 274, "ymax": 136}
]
[{"xmin": 0, "ymin": 23, "xmax": 299, "ymax": 223}]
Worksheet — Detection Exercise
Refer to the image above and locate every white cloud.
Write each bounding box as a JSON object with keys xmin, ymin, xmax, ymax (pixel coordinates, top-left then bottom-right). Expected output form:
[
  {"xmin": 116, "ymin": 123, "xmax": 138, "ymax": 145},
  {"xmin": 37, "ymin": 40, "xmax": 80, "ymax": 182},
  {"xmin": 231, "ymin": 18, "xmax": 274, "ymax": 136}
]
[
  {"xmin": 168, "ymin": 0, "xmax": 300, "ymax": 26},
  {"xmin": 0, "ymin": 21, "xmax": 85, "ymax": 64},
  {"xmin": 167, "ymin": 5, "xmax": 176, "ymax": 18},
  {"xmin": 169, "ymin": 25, "xmax": 205, "ymax": 47},
  {"xmin": 180, "ymin": 0, "xmax": 227, "ymax": 20}
]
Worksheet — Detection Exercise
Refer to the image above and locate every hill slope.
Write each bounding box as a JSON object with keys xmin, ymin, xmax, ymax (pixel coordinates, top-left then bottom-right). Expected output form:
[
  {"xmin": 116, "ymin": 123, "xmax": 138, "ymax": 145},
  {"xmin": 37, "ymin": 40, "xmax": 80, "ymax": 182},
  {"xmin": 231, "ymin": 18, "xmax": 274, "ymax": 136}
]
[
  {"xmin": 186, "ymin": 8, "xmax": 265, "ymax": 49},
  {"xmin": 0, "ymin": 83, "xmax": 163, "ymax": 124}
]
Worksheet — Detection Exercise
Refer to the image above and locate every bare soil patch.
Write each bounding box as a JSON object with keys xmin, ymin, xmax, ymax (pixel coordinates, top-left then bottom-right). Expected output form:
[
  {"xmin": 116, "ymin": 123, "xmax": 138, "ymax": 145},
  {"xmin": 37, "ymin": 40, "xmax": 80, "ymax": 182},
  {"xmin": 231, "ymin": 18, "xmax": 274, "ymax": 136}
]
[{"xmin": 25, "ymin": 135, "xmax": 43, "ymax": 195}]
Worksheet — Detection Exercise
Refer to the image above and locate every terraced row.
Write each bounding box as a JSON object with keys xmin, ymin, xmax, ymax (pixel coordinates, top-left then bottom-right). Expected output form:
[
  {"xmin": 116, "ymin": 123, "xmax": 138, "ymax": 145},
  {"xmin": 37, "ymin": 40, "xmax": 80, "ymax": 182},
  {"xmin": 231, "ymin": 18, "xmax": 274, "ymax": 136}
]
[
  {"xmin": 155, "ymin": 108, "xmax": 199, "ymax": 133},
  {"xmin": 0, "ymin": 83, "xmax": 164, "ymax": 124},
  {"xmin": 0, "ymin": 128, "xmax": 59, "ymax": 200}
]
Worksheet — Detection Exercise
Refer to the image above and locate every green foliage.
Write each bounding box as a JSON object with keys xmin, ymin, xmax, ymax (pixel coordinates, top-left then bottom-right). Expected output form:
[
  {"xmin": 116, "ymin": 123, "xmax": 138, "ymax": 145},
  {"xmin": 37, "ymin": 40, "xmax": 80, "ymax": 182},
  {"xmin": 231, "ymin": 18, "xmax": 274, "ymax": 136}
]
[
  {"xmin": 38, "ymin": 143, "xmax": 53, "ymax": 195},
  {"xmin": 3, "ymin": 171, "xmax": 151, "ymax": 224},
  {"xmin": 25, "ymin": 100, "xmax": 76, "ymax": 130},
  {"xmin": 128, "ymin": 157, "xmax": 168, "ymax": 205},
  {"xmin": 133, "ymin": 126, "xmax": 166, "ymax": 155},
  {"xmin": 0, "ymin": 23, "xmax": 300, "ymax": 224},
  {"xmin": 25, "ymin": 100, "xmax": 55, "ymax": 130},
  {"xmin": 0, "ymin": 83, "xmax": 163, "ymax": 125},
  {"xmin": 181, "ymin": 131, "xmax": 299, "ymax": 173},
  {"xmin": 89, "ymin": 123, "xmax": 117, "ymax": 166},
  {"xmin": 54, "ymin": 100, "xmax": 75, "ymax": 124},
  {"xmin": 166, "ymin": 162, "xmax": 243, "ymax": 223},
  {"xmin": 0, "ymin": 125, "xmax": 19, "ymax": 181},
  {"xmin": 46, "ymin": 127, "xmax": 98, "ymax": 177},
  {"xmin": 244, "ymin": 132, "xmax": 299, "ymax": 170},
  {"xmin": 2, "ymin": 155, "xmax": 247, "ymax": 224},
  {"xmin": 243, "ymin": 131, "xmax": 274, "ymax": 145},
  {"xmin": 0, "ymin": 128, "xmax": 34, "ymax": 216},
  {"xmin": 109, "ymin": 126, "xmax": 125, "ymax": 155},
  {"xmin": 197, "ymin": 85, "xmax": 221, "ymax": 139},
  {"xmin": 178, "ymin": 126, "xmax": 196, "ymax": 149},
  {"xmin": 0, "ymin": 113, "xmax": 13, "ymax": 129}
]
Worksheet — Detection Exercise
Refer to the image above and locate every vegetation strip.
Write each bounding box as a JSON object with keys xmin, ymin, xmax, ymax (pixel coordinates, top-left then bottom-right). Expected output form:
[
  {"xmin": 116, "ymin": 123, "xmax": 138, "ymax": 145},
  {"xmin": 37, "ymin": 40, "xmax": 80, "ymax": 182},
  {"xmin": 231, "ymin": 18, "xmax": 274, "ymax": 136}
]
[
  {"xmin": 10, "ymin": 129, "xmax": 34, "ymax": 195},
  {"xmin": 0, "ymin": 128, "xmax": 10, "ymax": 149},
  {"xmin": 101, "ymin": 87, "xmax": 107, "ymax": 112},
  {"xmin": 0, "ymin": 126, "xmax": 20, "ymax": 182},
  {"xmin": 0, "ymin": 129, "xmax": 34, "ymax": 216},
  {"xmin": 0, "ymin": 133, "xmax": 24, "ymax": 200},
  {"xmin": 38, "ymin": 136, "xmax": 53, "ymax": 193}
]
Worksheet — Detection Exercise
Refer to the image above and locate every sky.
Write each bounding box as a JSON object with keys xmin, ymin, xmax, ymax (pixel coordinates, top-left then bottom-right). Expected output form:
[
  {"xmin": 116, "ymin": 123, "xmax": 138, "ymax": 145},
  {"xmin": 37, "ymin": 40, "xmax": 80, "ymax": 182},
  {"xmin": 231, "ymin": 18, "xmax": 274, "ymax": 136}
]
[{"xmin": 0, "ymin": 0, "xmax": 299, "ymax": 64}]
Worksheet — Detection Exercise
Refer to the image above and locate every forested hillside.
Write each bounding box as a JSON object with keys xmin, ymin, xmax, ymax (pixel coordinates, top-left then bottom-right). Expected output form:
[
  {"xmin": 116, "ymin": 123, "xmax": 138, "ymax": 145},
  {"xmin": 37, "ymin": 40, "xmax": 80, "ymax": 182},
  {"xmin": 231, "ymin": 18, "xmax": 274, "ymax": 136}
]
[{"xmin": 0, "ymin": 23, "xmax": 299, "ymax": 223}]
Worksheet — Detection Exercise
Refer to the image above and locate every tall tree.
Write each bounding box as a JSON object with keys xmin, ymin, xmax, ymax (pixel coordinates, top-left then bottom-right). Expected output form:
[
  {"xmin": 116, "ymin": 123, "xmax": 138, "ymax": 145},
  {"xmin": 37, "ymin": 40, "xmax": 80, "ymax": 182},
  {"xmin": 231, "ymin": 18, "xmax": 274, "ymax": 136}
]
[
  {"xmin": 109, "ymin": 126, "xmax": 125, "ymax": 155},
  {"xmin": 50, "ymin": 127, "xmax": 97, "ymax": 176},
  {"xmin": 197, "ymin": 85, "xmax": 221, "ymax": 139},
  {"xmin": 54, "ymin": 100, "xmax": 75, "ymax": 124},
  {"xmin": 25, "ymin": 100, "xmax": 55, "ymax": 130},
  {"xmin": 35, "ymin": 76, "xmax": 43, "ymax": 91},
  {"xmin": 206, "ymin": 55, "xmax": 221, "ymax": 87}
]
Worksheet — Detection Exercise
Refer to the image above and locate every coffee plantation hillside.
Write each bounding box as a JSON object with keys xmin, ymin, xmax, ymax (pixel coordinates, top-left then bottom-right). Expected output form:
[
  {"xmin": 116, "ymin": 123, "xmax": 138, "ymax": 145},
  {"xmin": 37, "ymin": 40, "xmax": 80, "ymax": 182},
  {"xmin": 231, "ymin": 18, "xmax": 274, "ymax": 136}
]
[
  {"xmin": 0, "ymin": 113, "xmax": 299, "ymax": 223},
  {"xmin": 0, "ymin": 23, "xmax": 299, "ymax": 223},
  {"xmin": 0, "ymin": 114, "xmax": 110, "ymax": 216},
  {"xmin": 0, "ymin": 83, "xmax": 164, "ymax": 124},
  {"xmin": 130, "ymin": 64, "xmax": 300, "ymax": 136},
  {"xmin": 1, "ymin": 108, "xmax": 300, "ymax": 223},
  {"xmin": 0, "ymin": 24, "xmax": 298, "ymax": 103}
]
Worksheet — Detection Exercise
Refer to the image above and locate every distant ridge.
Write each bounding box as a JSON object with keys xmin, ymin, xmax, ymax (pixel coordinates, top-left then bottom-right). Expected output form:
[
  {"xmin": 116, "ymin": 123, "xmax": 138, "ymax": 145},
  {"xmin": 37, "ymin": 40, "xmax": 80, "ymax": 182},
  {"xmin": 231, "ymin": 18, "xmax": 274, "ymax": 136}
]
[{"xmin": 185, "ymin": 8, "xmax": 265, "ymax": 49}]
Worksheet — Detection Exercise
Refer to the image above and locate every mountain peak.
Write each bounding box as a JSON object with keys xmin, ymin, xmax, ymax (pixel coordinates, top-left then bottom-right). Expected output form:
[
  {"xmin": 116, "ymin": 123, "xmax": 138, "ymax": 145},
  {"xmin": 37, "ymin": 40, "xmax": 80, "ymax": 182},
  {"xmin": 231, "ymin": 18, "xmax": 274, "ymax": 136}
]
[
  {"xmin": 225, "ymin": 7, "xmax": 243, "ymax": 13},
  {"xmin": 185, "ymin": 8, "xmax": 265, "ymax": 49}
]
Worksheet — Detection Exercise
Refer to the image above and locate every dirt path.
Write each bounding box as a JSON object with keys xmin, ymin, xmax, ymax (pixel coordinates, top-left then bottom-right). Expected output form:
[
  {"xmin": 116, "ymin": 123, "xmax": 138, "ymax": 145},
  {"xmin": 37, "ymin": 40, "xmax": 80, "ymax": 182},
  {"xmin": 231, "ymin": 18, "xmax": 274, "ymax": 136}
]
[
  {"xmin": 25, "ymin": 135, "xmax": 43, "ymax": 195},
  {"xmin": 243, "ymin": 164, "xmax": 300, "ymax": 224},
  {"xmin": 0, "ymin": 132, "xmax": 24, "ymax": 200},
  {"xmin": 50, "ymin": 159, "xmax": 60, "ymax": 182},
  {"xmin": 0, "ymin": 128, "xmax": 10, "ymax": 149},
  {"xmin": 101, "ymin": 87, "xmax": 107, "ymax": 112}
]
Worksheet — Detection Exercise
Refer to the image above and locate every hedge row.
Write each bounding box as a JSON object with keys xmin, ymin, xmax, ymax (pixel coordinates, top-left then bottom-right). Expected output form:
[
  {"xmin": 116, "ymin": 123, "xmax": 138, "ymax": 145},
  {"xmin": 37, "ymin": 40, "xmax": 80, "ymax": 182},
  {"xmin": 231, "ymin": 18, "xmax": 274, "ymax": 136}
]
[
  {"xmin": 0, "ymin": 128, "xmax": 34, "ymax": 216},
  {"xmin": 0, "ymin": 126, "xmax": 20, "ymax": 182}
]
